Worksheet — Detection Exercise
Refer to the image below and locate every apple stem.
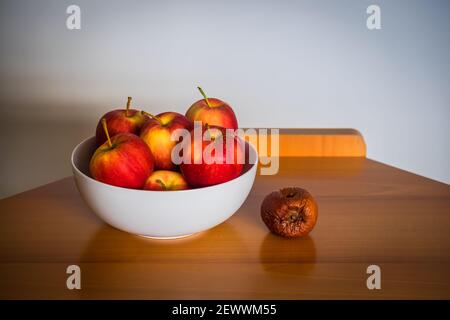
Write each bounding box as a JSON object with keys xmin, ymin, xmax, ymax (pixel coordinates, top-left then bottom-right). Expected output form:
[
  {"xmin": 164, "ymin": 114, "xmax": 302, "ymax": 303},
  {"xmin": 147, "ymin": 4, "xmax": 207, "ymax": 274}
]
[
  {"xmin": 156, "ymin": 179, "xmax": 167, "ymax": 191},
  {"xmin": 142, "ymin": 111, "xmax": 163, "ymax": 125},
  {"xmin": 125, "ymin": 97, "xmax": 132, "ymax": 117},
  {"xmin": 197, "ymin": 86, "xmax": 212, "ymax": 108},
  {"xmin": 102, "ymin": 118, "xmax": 113, "ymax": 148}
]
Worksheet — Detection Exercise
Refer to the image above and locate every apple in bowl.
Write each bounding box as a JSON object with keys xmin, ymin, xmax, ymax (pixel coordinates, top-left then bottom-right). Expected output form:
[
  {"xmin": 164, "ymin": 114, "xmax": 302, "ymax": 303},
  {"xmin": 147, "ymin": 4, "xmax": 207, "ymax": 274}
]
[
  {"xmin": 179, "ymin": 125, "xmax": 244, "ymax": 188},
  {"xmin": 143, "ymin": 170, "xmax": 189, "ymax": 191},
  {"xmin": 95, "ymin": 97, "xmax": 149, "ymax": 146},
  {"xmin": 185, "ymin": 87, "xmax": 238, "ymax": 130},
  {"xmin": 140, "ymin": 112, "xmax": 193, "ymax": 170},
  {"xmin": 90, "ymin": 119, "xmax": 154, "ymax": 189}
]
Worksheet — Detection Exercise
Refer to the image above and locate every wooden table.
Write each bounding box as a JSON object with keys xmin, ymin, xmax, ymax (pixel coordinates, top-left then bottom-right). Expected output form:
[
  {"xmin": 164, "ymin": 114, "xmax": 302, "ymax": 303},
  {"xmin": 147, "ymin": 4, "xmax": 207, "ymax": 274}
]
[{"xmin": 1, "ymin": 129, "xmax": 449, "ymax": 299}]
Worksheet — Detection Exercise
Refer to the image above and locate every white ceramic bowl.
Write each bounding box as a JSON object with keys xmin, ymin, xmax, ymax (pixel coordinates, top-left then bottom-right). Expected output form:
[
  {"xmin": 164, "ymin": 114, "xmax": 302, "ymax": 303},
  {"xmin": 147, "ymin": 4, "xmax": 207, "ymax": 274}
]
[{"xmin": 71, "ymin": 136, "xmax": 258, "ymax": 239}]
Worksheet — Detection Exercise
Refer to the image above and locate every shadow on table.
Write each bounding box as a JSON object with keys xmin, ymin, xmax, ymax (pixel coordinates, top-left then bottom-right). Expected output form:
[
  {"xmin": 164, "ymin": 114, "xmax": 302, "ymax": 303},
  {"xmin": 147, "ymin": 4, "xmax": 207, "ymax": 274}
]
[
  {"xmin": 80, "ymin": 219, "xmax": 249, "ymax": 262},
  {"xmin": 258, "ymin": 233, "xmax": 317, "ymax": 276},
  {"xmin": 75, "ymin": 221, "xmax": 250, "ymax": 298}
]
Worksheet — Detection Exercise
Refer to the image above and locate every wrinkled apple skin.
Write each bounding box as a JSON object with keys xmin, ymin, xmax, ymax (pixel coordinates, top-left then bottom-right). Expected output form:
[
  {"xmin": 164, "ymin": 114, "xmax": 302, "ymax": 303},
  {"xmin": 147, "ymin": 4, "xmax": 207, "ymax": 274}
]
[
  {"xmin": 140, "ymin": 112, "xmax": 193, "ymax": 170},
  {"xmin": 261, "ymin": 187, "xmax": 318, "ymax": 238},
  {"xmin": 95, "ymin": 109, "xmax": 149, "ymax": 146},
  {"xmin": 90, "ymin": 133, "xmax": 154, "ymax": 189},
  {"xmin": 180, "ymin": 126, "xmax": 244, "ymax": 188},
  {"xmin": 185, "ymin": 98, "xmax": 238, "ymax": 130}
]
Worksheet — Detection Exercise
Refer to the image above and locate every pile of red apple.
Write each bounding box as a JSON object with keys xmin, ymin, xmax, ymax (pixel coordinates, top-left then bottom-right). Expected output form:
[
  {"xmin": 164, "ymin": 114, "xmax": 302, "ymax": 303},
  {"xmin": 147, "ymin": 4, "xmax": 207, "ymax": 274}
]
[{"xmin": 89, "ymin": 87, "xmax": 244, "ymax": 191}]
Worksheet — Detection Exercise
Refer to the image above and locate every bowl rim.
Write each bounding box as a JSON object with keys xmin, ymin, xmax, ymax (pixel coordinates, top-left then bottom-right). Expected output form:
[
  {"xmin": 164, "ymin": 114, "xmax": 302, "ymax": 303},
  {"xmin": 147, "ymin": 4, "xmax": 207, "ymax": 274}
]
[{"xmin": 71, "ymin": 135, "xmax": 259, "ymax": 193}]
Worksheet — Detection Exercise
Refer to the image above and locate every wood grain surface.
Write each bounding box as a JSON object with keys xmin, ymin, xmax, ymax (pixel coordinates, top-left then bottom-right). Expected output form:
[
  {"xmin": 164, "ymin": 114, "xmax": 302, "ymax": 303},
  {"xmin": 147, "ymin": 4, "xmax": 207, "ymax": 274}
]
[{"xmin": 1, "ymin": 156, "xmax": 449, "ymax": 299}]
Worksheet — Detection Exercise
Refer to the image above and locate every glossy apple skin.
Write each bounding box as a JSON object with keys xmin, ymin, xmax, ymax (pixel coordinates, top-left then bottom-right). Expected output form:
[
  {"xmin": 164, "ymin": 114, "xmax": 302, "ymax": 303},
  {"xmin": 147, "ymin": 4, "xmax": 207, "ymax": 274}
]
[
  {"xmin": 180, "ymin": 126, "xmax": 244, "ymax": 188},
  {"xmin": 90, "ymin": 133, "xmax": 154, "ymax": 189},
  {"xmin": 95, "ymin": 109, "xmax": 149, "ymax": 146},
  {"xmin": 140, "ymin": 112, "xmax": 193, "ymax": 170},
  {"xmin": 143, "ymin": 170, "xmax": 189, "ymax": 191},
  {"xmin": 185, "ymin": 98, "xmax": 238, "ymax": 130}
]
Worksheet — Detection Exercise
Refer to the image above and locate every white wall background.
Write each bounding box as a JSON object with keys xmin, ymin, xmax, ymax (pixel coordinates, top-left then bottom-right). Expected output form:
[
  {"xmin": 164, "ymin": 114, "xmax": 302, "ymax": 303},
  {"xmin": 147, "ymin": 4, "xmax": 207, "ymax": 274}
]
[{"xmin": 0, "ymin": 0, "xmax": 449, "ymax": 198}]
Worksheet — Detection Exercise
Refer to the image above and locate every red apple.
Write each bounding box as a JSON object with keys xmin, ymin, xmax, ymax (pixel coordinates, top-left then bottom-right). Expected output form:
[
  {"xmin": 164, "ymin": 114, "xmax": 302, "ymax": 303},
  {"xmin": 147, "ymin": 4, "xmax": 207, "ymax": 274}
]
[
  {"xmin": 90, "ymin": 119, "xmax": 154, "ymax": 189},
  {"xmin": 185, "ymin": 87, "xmax": 238, "ymax": 130},
  {"xmin": 180, "ymin": 125, "xmax": 244, "ymax": 188},
  {"xmin": 140, "ymin": 111, "xmax": 193, "ymax": 170},
  {"xmin": 143, "ymin": 170, "xmax": 189, "ymax": 191},
  {"xmin": 95, "ymin": 97, "xmax": 149, "ymax": 146}
]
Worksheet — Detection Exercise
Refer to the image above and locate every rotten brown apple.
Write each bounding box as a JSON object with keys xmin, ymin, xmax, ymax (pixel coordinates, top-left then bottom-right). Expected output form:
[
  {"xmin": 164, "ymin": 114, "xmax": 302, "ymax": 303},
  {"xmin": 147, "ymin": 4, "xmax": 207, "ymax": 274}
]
[{"xmin": 261, "ymin": 187, "xmax": 318, "ymax": 238}]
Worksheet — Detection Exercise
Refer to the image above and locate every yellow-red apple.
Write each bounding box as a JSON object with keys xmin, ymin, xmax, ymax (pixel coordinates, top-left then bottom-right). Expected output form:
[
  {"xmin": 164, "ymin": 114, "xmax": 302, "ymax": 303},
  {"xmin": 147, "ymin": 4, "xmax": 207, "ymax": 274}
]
[
  {"xmin": 185, "ymin": 87, "xmax": 238, "ymax": 130},
  {"xmin": 90, "ymin": 119, "xmax": 154, "ymax": 189},
  {"xmin": 95, "ymin": 97, "xmax": 149, "ymax": 146},
  {"xmin": 140, "ymin": 112, "xmax": 193, "ymax": 170},
  {"xmin": 143, "ymin": 170, "xmax": 189, "ymax": 191}
]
